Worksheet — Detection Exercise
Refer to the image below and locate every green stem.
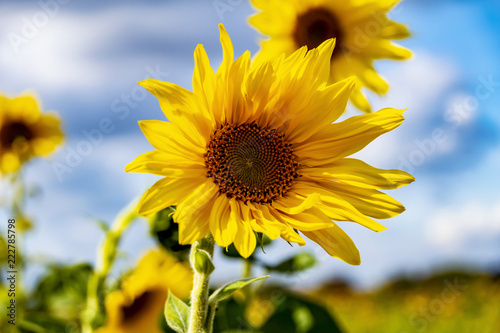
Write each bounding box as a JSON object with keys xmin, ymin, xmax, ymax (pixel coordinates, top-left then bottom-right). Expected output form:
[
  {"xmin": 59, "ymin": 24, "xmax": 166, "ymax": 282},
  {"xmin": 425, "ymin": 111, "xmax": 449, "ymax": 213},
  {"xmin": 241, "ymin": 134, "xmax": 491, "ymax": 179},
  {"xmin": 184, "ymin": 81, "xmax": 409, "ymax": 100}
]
[
  {"xmin": 206, "ymin": 302, "xmax": 218, "ymax": 333},
  {"xmin": 188, "ymin": 234, "xmax": 215, "ymax": 333},
  {"xmin": 82, "ymin": 198, "xmax": 139, "ymax": 333},
  {"xmin": 242, "ymin": 259, "xmax": 253, "ymax": 301},
  {"xmin": 243, "ymin": 259, "xmax": 252, "ymax": 279}
]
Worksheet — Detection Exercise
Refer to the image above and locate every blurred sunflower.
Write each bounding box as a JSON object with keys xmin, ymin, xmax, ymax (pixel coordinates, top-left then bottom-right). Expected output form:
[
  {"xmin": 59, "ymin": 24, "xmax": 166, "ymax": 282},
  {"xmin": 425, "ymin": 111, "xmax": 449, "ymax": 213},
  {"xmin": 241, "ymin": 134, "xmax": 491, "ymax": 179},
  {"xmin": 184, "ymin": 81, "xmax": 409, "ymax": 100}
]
[
  {"xmin": 0, "ymin": 94, "xmax": 63, "ymax": 174},
  {"xmin": 249, "ymin": 0, "xmax": 411, "ymax": 112},
  {"xmin": 126, "ymin": 24, "xmax": 414, "ymax": 265},
  {"xmin": 97, "ymin": 249, "xmax": 192, "ymax": 333}
]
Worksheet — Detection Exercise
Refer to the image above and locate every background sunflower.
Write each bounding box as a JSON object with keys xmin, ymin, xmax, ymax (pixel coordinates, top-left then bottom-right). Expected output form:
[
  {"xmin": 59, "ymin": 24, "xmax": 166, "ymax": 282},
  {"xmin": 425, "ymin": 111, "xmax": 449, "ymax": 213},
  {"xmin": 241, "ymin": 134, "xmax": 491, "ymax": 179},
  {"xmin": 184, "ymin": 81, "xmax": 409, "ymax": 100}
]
[
  {"xmin": 249, "ymin": 0, "xmax": 412, "ymax": 112},
  {"xmin": 0, "ymin": 94, "xmax": 63, "ymax": 173}
]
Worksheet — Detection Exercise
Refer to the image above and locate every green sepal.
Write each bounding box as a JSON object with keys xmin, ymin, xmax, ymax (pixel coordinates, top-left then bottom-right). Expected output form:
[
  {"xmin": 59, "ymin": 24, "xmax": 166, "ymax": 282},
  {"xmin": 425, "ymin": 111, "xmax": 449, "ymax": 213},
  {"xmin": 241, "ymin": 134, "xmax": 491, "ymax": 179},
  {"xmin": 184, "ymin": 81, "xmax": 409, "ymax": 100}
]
[{"xmin": 193, "ymin": 249, "xmax": 215, "ymax": 275}]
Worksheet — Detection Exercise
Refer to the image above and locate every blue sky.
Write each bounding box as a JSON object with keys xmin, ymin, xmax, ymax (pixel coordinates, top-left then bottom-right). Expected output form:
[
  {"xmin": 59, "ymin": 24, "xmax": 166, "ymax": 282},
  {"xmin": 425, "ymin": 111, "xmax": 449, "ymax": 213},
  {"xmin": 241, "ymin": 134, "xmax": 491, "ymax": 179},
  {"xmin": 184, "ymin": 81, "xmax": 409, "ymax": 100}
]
[{"xmin": 0, "ymin": 0, "xmax": 499, "ymax": 289}]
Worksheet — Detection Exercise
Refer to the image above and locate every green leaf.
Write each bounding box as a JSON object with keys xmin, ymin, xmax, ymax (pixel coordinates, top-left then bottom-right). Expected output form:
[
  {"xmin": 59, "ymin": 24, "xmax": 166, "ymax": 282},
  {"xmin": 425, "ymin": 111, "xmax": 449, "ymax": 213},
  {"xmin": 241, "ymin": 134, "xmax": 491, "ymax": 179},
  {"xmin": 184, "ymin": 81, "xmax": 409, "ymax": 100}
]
[
  {"xmin": 293, "ymin": 306, "xmax": 314, "ymax": 333},
  {"xmin": 164, "ymin": 292, "xmax": 190, "ymax": 333},
  {"xmin": 211, "ymin": 299, "xmax": 248, "ymax": 332},
  {"xmin": 260, "ymin": 290, "xmax": 343, "ymax": 333},
  {"xmin": 94, "ymin": 219, "xmax": 110, "ymax": 233},
  {"xmin": 209, "ymin": 275, "xmax": 269, "ymax": 304},
  {"xmin": 193, "ymin": 249, "xmax": 215, "ymax": 275},
  {"xmin": 265, "ymin": 252, "xmax": 317, "ymax": 274}
]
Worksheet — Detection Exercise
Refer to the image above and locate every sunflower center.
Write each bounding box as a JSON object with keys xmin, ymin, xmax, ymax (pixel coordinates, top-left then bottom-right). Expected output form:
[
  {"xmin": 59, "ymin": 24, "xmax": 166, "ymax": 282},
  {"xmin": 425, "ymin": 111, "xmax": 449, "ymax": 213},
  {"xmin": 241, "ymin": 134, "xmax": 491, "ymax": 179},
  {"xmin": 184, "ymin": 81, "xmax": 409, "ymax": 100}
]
[
  {"xmin": 205, "ymin": 123, "xmax": 299, "ymax": 204},
  {"xmin": 0, "ymin": 121, "xmax": 34, "ymax": 148},
  {"xmin": 121, "ymin": 291, "xmax": 155, "ymax": 322},
  {"xmin": 293, "ymin": 7, "xmax": 343, "ymax": 58}
]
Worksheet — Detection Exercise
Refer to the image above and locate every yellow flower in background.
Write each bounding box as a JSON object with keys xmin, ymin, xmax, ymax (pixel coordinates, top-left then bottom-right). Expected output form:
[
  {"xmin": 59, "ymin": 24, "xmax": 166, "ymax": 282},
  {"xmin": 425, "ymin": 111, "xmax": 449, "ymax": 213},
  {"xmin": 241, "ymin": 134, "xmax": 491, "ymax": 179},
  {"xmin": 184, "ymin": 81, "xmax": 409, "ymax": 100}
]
[
  {"xmin": 249, "ymin": 0, "xmax": 411, "ymax": 112},
  {"xmin": 0, "ymin": 94, "xmax": 63, "ymax": 174},
  {"xmin": 97, "ymin": 249, "xmax": 192, "ymax": 333},
  {"xmin": 126, "ymin": 24, "xmax": 414, "ymax": 265}
]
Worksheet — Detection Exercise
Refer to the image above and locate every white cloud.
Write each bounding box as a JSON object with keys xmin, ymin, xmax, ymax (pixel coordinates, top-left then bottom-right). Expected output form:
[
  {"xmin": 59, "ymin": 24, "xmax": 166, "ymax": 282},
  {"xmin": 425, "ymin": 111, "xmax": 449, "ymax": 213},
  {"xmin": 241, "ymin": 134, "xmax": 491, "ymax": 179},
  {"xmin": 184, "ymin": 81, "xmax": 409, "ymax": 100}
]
[
  {"xmin": 353, "ymin": 52, "xmax": 461, "ymax": 168},
  {"xmin": 426, "ymin": 201, "xmax": 500, "ymax": 252},
  {"xmin": 0, "ymin": 1, "xmax": 212, "ymax": 94}
]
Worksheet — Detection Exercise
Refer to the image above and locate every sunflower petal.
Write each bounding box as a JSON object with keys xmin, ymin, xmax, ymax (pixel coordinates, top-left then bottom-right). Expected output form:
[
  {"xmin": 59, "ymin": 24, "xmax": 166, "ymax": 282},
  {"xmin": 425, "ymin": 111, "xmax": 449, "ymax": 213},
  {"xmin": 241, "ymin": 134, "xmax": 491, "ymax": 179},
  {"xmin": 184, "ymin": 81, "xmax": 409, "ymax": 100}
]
[
  {"xmin": 209, "ymin": 195, "xmax": 237, "ymax": 247},
  {"xmin": 176, "ymin": 181, "xmax": 218, "ymax": 244},
  {"xmin": 138, "ymin": 79, "xmax": 211, "ymax": 145},
  {"xmin": 137, "ymin": 178, "xmax": 204, "ymax": 217},
  {"xmin": 295, "ymin": 108, "xmax": 405, "ymax": 165},
  {"xmin": 193, "ymin": 44, "xmax": 216, "ymax": 120},
  {"xmin": 323, "ymin": 182, "xmax": 407, "ymax": 219},
  {"xmin": 234, "ymin": 220, "xmax": 257, "ymax": 259},
  {"xmin": 125, "ymin": 150, "xmax": 205, "ymax": 176},
  {"xmin": 303, "ymin": 225, "xmax": 361, "ymax": 265},
  {"xmin": 278, "ymin": 207, "xmax": 335, "ymax": 231},
  {"xmin": 302, "ymin": 158, "xmax": 415, "ymax": 189},
  {"xmin": 138, "ymin": 120, "xmax": 205, "ymax": 160}
]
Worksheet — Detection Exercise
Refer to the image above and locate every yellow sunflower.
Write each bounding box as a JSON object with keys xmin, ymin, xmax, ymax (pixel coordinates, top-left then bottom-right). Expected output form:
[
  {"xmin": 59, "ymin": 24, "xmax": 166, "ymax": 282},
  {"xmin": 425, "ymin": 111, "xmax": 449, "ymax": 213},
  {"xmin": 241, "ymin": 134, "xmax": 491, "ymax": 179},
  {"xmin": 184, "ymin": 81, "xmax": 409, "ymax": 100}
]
[
  {"xmin": 0, "ymin": 94, "xmax": 63, "ymax": 174},
  {"xmin": 97, "ymin": 249, "xmax": 192, "ymax": 333},
  {"xmin": 249, "ymin": 0, "xmax": 411, "ymax": 112},
  {"xmin": 126, "ymin": 24, "xmax": 414, "ymax": 265}
]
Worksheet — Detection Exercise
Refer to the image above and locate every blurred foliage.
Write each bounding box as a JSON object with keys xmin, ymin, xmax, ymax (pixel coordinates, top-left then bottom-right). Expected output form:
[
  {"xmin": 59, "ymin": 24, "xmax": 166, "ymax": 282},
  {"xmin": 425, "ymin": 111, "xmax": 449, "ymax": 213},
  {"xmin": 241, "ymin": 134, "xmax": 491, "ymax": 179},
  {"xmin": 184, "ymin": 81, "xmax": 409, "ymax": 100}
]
[
  {"xmin": 212, "ymin": 287, "xmax": 343, "ymax": 333},
  {"xmin": 32, "ymin": 263, "xmax": 92, "ymax": 314},
  {"xmin": 0, "ymin": 263, "xmax": 91, "ymax": 333},
  {"xmin": 263, "ymin": 252, "xmax": 317, "ymax": 275},
  {"xmin": 310, "ymin": 270, "xmax": 500, "ymax": 333},
  {"xmin": 149, "ymin": 206, "xmax": 191, "ymax": 261}
]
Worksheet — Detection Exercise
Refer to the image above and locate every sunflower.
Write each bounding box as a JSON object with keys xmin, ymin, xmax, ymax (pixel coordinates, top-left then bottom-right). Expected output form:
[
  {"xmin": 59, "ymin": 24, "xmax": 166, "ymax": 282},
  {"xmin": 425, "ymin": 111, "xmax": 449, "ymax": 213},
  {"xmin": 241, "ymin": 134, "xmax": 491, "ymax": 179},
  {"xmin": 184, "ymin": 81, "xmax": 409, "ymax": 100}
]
[
  {"xmin": 126, "ymin": 24, "xmax": 414, "ymax": 265},
  {"xmin": 0, "ymin": 94, "xmax": 63, "ymax": 174},
  {"xmin": 97, "ymin": 249, "xmax": 192, "ymax": 333},
  {"xmin": 249, "ymin": 0, "xmax": 411, "ymax": 112}
]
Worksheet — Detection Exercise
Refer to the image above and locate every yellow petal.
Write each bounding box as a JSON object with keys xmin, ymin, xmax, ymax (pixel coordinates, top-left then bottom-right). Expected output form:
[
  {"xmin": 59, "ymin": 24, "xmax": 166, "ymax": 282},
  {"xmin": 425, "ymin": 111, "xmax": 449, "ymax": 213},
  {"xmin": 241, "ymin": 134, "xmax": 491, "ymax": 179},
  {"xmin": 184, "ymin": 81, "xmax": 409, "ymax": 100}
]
[
  {"xmin": 175, "ymin": 180, "xmax": 218, "ymax": 224},
  {"xmin": 381, "ymin": 21, "xmax": 411, "ymax": 39},
  {"xmin": 218, "ymin": 23, "xmax": 234, "ymax": 78},
  {"xmin": 295, "ymin": 108, "xmax": 405, "ymax": 166},
  {"xmin": 175, "ymin": 181, "xmax": 219, "ymax": 244},
  {"xmin": 234, "ymin": 219, "xmax": 257, "ymax": 259},
  {"xmin": 209, "ymin": 195, "xmax": 237, "ymax": 247},
  {"xmin": 303, "ymin": 225, "xmax": 361, "ymax": 265},
  {"xmin": 225, "ymin": 50, "xmax": 251, "ymax": 125},
  {"xmin": 286, "ymin": 76, "xmax": 355, "ymax": 143},
  {"xmin": 248, "ymin": 203, "xmax": 285, "ymax": 240},
  {"xmin": 272, "ymin": 192, "xmax": 321, "ymax": 215},
  {"xmin": 125, "ymin": 150, "xmax": 205, "ymax": 176},
  {"xmin": 365, "ymin": 40, "xmax": 412, "ymax": 60},
  {"xmin": 350, "ymin": 86, "xmax": 372, "ymax": 113},
  {"xmin": 138, "ymin": 120, "xmax": 205, "ymax": 158},
  {"xmin": 280, "ymin": 226, "xmax": 306, "ymax": 246},
  {"xmin": 277, "ymin": 206, "xmax": 335, "ymax": 231},
  {"xmin": 137, "ymin": 177, "xmax": 204, "ymax": 217},
  {"xmin": 193, "ymin": 44, "xmax": 216, "ymax": 118},
  {"xmin": 292, "ymin": 181, "xmax": 387, "ymax": 232},
  {"xmin": 323, "ymin": 182, "xmax": 407, "ymax": 219},
  {"xmin": 138, "ymin": 79, "xmax": 212, "ymax": 145},
  {"xmin": 302, "ymin": 158, "xmax": 415, "ymax": 189}
]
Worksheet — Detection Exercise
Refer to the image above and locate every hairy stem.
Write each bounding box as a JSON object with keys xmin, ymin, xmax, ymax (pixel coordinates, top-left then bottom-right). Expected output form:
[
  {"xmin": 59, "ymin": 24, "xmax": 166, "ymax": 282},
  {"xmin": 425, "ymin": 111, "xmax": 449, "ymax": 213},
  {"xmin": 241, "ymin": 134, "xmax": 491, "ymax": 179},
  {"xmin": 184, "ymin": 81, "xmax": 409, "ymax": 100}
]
[
  {"xmin": 188, "ymin": 234, "xmax": 215, "ymax": 333},
  {"xmin": 206, "ymin": 302, "xmax": 218, "ymax": 333}
]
